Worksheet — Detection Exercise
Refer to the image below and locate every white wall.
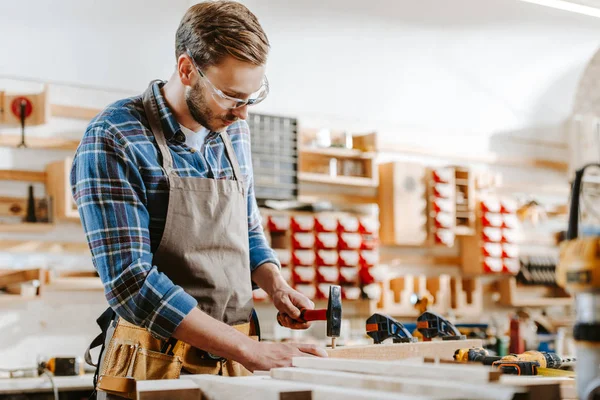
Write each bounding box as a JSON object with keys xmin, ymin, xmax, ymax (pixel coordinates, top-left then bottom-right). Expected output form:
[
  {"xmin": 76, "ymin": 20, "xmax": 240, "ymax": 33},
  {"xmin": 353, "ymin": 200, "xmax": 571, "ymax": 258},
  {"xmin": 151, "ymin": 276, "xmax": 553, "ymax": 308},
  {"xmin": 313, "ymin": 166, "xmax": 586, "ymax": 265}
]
[{"xmin": 1, "ymin": 0, "xmax": 599, "ymax": 368}]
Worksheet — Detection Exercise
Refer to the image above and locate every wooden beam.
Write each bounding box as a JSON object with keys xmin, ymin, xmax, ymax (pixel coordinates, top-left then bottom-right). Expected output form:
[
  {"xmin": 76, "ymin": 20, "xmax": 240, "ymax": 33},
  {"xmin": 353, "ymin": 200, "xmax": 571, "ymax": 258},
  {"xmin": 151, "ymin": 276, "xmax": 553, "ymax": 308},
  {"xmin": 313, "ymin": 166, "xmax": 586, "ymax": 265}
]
[
  {"xmin": 292, "ymin": 357, "xmax": 501, "ymax": 383},
  {"xmin": 0, "ymin": 134, "xmax": 80, "ymax": 151},
  {"xmin": 0, "ymin": 268, "xmax": 42, "ymax": 288},
  {"xmin": 50, "ymin": 104, "xmax": 102, "ymax": 120},
  {"xmin": 326, "ymin": 339, "xmax": 483, "ymax": 361},
  {"xmin": 271, "ymin": 368, "xmax": 521, "ymax": 400},
  {"xmin": 0, "ymin": 170, "xmax": 46, "ymax": 183}
]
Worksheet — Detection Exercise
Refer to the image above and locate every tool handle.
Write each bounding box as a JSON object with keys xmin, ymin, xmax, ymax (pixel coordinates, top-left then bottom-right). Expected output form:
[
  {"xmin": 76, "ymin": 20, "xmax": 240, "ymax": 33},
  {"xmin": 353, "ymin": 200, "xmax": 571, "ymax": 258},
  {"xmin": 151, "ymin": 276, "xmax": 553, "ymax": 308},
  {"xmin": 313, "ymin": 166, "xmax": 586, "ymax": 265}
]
[{"xmin": 300, "ymin": 308, "xmax": 327, "ymax": 322}]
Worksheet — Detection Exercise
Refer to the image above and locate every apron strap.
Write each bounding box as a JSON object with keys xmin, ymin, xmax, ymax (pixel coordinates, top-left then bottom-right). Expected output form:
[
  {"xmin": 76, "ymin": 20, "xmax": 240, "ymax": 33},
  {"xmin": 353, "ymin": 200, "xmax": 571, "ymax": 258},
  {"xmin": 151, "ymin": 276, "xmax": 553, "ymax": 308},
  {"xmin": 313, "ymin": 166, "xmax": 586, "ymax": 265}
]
[
  {"xmin": 219, "ymin": 130, "xmax": 244, "ymax": 183},
  {"xmin": 142, "ymin": 81, "xmax": 175, "ymax": 176}
]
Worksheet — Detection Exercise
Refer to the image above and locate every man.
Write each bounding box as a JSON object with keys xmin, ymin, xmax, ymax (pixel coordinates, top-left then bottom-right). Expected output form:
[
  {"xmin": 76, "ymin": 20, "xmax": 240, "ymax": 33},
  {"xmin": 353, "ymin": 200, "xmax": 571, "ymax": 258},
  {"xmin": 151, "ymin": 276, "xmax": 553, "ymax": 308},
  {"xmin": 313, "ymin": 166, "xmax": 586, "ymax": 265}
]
[{"xmin": 72, "ymin": 1, "xmax": 326, "ymax": 396}]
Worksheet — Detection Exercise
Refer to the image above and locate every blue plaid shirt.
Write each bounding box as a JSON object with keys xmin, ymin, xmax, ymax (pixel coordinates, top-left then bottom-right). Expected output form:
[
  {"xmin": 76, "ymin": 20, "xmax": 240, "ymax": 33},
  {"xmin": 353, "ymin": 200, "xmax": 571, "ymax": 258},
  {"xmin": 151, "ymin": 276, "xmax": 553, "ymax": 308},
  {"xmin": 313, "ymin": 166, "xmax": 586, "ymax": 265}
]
[{"xmin": 71, "ymin": 81, "xmax": 279, "ymax": 340}]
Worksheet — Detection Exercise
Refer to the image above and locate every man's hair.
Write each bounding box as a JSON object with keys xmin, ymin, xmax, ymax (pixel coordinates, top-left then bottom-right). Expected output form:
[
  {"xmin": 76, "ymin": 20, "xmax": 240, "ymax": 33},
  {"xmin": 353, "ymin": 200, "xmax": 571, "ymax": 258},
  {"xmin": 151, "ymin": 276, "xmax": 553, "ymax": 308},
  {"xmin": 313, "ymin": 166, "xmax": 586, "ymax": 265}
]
[{"xmin": 175, "ymin": 1, "xmax": 269, "ymax": 70}]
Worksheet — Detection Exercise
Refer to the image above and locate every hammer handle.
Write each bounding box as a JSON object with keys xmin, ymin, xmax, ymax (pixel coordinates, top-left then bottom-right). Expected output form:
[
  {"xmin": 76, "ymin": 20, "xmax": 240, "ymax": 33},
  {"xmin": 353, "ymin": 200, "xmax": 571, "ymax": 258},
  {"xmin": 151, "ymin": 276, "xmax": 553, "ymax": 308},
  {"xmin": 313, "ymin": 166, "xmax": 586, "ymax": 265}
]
[{"xmin": 300, "ymin": 309, "xmax": 327, "ymax": 322}]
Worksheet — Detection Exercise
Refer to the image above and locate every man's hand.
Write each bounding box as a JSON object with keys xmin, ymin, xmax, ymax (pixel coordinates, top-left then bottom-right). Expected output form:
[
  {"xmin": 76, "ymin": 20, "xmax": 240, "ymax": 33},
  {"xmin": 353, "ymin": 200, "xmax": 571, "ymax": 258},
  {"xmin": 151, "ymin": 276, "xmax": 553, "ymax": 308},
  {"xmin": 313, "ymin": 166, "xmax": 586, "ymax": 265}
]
[
  {"xmin": 251, "ymin": 262, "xmax": 316, "ymax": 329},
  {"xmin": 272, "ymin": 285, "xmax": 315, "ymax": 329},
  {"xmin": 240, "ymin": 341, "xmax": 328, "ymax": 372}
]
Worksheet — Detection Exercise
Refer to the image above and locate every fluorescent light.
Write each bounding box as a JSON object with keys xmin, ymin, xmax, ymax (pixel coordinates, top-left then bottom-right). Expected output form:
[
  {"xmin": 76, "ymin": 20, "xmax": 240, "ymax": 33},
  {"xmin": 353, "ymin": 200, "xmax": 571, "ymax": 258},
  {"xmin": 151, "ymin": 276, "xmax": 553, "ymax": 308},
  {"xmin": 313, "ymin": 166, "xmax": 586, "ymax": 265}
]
[{"xmin": 520, "ymin": 0, "xmax": 600, "ymax": 18}]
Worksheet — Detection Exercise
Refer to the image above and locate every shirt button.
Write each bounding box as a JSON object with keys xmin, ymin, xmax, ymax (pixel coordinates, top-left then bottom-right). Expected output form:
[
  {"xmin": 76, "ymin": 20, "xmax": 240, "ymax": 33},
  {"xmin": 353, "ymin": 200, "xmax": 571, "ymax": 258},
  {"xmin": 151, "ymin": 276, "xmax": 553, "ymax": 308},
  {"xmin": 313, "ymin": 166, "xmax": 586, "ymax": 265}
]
[{"xmin": 190, "ymin": 148, "xmax": 196, "ymax": 153}]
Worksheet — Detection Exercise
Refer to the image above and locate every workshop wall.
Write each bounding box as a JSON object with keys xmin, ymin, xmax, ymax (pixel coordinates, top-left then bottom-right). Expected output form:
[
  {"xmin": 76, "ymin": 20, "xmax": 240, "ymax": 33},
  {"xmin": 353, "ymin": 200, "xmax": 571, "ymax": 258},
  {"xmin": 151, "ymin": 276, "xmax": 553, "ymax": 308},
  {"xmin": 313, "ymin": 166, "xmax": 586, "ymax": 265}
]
[{"xmin": 1, "ymin": 0, "xmax": 599, "ymax": 368}]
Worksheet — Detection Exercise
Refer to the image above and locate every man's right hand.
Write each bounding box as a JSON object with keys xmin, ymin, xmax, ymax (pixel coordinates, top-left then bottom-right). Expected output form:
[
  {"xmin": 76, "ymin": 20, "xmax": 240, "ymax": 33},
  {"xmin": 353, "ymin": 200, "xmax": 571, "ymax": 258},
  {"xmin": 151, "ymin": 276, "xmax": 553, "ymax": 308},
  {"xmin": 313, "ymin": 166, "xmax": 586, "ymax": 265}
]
[{"xmin": 240, "ymin": 341, "xmax": 328, "ymax": 372}]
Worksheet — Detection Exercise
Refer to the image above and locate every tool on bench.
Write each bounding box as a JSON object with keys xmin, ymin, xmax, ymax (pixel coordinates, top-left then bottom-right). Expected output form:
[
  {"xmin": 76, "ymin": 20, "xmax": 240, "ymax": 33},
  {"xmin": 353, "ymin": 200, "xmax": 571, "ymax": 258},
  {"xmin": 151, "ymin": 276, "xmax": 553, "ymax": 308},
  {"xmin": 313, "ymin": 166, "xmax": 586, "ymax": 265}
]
[
  {"xmin": 277, "ymin": 285, "xmax": 342, "ymax": 349},
  {"xmin": 366, "ymin": 313, "xmax": 418, "ymax": 344},
  {"xmin": 416, "ymin": 311, "xmax": 466, "ymax": 341},
  {"xmin": 454, "ymin": 347, "xmax": 577, "ymax": 376}
]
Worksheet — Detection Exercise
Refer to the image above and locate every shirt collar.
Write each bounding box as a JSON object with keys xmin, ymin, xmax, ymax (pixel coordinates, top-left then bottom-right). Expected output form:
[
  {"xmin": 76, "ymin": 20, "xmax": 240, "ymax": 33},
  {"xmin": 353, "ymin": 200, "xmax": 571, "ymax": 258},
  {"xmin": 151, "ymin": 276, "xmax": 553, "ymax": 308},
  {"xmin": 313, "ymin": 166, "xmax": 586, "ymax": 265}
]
[{"xmin": 151, "ymin": 81, "xmax": 184, "ymax": 143}]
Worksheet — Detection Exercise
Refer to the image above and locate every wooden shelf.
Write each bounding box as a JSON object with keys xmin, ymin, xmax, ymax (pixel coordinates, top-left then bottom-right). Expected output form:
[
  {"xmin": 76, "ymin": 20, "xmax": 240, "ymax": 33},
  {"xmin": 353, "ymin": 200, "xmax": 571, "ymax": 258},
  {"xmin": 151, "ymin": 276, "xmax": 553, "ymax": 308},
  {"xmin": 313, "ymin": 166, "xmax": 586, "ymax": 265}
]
[
  {"xmin": 454, "ymin": 226, "xmax": 475, "ymax": 236},
  {"xmin": 45, "ymin": 277, "xmax": 103, "ymax": 292},
  {"xmin": 0, "ymin": 222, "xmax": 54, "ymax": 233},
  {"xmin": 498, "ymin": 277, "xmax": 572, "ymax": 308},
  {"xmin": 0, "ymin": 169, "xmax": 46, "ymax": 183},
  {"xmin": 50, "ymin": 104, "xmax": 101, "ymax": 120},
  {"xmin": 0, "ymin": 134, "xmax": 79, "ymax": 151},
  {"xmin": 300, "ymin": 147, "xmax": 376, "ymax": 159},
  {"xmin": 298, "ymin": 172, "xmax": 378, "ymax": 188},
  {"xmin": 0, "ymin": 239, "xmax": 89, "ymax": 254}
]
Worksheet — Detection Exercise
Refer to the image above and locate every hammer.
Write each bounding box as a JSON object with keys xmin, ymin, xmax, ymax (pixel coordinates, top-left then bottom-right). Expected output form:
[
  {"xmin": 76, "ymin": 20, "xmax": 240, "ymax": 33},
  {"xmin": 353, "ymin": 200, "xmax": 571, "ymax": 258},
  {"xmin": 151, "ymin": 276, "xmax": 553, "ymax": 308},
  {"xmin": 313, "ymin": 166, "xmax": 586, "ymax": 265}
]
[{"xmin": 277, "ymin": 285, "xmax": 342, "ymax": 348}]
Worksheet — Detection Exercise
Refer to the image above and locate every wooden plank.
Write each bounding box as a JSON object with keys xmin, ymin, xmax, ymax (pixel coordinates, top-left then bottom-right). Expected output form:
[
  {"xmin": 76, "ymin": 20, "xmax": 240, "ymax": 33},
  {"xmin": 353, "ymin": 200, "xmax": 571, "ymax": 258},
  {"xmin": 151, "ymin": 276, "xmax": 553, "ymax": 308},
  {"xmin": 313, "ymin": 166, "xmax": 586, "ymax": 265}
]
[
  {"xmin": 0, "ymin": 223, "xmax": 54, "ymax": 233},
  {"xmin": 298, "ymin": 172, "xmax": 378, "ymax": 187},
  {"xmin": 499, "ymin": 376, "xmax": 565, "ymax": 400},
  {"xmin": 182, "ymin": 375, "xmax": 429, "ymax": 400},
  {"xmin": 137, "ymin": 379, "xmax": 201, "ymax": 400},
  {"xmin": 271, "ymin": 368, "xmax": 521, "ymax": 400},
  {"xmin": 50, "ymin": 104, "xmax": 101, "ymax": 120},
  {"xmin": 300, "ymin": 147, "xmax": 377, "ymax": 159},
  {"xmin": 182, "ymin": 375, "xmax": 311, "ymax": 400},
  {"xmin": 0, "ymin": 170, "xmax": 46, "ymax": 183},
  {"xmin": 292, "ymin": 357, "xmax": 501, "ymax": 383},
  {"xmin": 0, "ymin": 240, "xmax": 89, "ymax": 254},
  {"xmin": 326, "ymin": 339, "xmax": 483, "ymax": 361},
  {"xmin": 0, "ymin": 134, "xmax": 79, "ymax": 150}
]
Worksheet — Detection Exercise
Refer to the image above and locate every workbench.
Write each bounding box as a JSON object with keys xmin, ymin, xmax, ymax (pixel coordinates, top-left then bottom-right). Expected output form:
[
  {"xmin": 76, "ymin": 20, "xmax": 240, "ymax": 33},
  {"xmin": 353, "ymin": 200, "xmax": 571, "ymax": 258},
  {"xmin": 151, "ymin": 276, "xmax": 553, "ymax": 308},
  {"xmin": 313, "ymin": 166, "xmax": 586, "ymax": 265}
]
[{"xmin": 0, "ymin": 373, "xmax": 93, "ymax": 398}]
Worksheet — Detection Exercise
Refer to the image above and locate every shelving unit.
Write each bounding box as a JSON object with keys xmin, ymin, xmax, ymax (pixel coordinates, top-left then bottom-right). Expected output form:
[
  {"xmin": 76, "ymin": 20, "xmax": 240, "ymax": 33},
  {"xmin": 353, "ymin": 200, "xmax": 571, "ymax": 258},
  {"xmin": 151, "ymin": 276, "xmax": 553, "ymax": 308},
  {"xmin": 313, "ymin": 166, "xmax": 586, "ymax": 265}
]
[
  {"xmin": 0, "ymin": 169, "xmax": 46, "ymax": 183},
  {"xmin": 453, "ymin": 167, "xmax": 476, "ymax": 235}
]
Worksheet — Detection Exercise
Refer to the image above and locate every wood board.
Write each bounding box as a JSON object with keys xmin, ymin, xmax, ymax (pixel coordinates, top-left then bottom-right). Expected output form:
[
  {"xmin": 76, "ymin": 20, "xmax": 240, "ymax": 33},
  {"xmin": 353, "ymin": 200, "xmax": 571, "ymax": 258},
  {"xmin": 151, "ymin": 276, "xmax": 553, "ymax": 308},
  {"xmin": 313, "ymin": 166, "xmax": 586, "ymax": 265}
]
[
  {"xmin": 292, "ymin": 356, "xmax": 501, "ymax": 383},
  {"xmin": 326, "ymin": 339, "xmax": 483, "ymax": 360},
  {"xmin": 271, "ymin": 367, "xmax": 521, "ymax": 400}
]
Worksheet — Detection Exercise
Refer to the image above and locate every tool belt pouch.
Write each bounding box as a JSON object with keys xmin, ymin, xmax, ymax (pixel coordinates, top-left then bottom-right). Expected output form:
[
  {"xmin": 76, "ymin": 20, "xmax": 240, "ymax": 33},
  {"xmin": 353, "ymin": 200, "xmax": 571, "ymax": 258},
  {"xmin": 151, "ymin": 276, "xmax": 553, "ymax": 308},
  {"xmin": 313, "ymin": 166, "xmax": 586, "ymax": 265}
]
[{"xmin": 96, "ymin": 319, "xmax": 182, "ymax": 399}]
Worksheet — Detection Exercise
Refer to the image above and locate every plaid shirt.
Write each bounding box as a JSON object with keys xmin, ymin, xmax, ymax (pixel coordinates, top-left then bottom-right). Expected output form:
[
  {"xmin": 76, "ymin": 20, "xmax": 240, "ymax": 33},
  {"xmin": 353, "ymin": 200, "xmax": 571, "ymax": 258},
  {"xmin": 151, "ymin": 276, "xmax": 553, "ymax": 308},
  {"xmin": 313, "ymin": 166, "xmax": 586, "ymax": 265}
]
[{"xmin": 71, "ymin": 81, "xmax": 279, "ymax": 340}]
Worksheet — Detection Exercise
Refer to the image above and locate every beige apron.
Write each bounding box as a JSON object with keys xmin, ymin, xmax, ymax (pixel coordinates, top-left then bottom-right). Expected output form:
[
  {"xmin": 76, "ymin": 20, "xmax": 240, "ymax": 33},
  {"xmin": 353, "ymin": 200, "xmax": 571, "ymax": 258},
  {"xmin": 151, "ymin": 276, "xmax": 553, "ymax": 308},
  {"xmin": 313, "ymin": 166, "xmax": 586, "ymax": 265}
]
[{"xmin": 95, "ymin": 82, "xmax": 256, "ymax": 399}]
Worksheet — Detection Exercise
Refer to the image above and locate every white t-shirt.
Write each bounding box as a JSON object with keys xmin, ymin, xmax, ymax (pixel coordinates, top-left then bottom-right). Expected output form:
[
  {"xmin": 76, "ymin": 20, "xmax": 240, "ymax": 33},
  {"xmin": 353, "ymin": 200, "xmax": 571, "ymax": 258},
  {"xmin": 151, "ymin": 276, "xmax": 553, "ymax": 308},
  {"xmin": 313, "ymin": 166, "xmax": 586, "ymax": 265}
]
[{"xmin": 179, "ymin": 124, "xmax": 211, "ymax": 151}]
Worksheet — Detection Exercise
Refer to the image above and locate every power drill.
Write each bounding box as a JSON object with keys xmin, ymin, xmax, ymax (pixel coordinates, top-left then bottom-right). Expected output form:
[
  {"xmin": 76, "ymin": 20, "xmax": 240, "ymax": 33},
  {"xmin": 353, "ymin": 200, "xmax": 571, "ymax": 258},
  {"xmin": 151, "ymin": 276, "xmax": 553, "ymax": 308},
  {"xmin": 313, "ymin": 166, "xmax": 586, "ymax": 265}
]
[
  {"xmin": 556, "ymin": 163, "xmax": 600, "ymax": 400},
  {"xmin": 454, "ymin": 348, "xmax": 575, "ymax": 375}
]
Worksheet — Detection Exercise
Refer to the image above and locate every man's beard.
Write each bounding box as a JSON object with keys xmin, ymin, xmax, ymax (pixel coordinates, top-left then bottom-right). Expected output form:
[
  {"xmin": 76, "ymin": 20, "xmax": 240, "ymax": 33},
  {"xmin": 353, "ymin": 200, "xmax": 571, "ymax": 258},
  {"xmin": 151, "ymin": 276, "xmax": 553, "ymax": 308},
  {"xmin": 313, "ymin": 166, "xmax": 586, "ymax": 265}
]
[{"xmin": 185, "ymin": 82, "xmax": 237, "ymax": 132}]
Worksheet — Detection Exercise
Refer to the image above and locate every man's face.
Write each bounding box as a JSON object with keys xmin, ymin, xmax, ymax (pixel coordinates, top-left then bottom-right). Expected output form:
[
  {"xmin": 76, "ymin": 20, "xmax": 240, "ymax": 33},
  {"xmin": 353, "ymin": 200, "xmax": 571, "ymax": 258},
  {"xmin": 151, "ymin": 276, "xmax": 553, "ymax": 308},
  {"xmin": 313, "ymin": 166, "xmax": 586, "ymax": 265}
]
[{"xmin": 186, "ymin": 55, "xmax": 266, "ymax": 132}]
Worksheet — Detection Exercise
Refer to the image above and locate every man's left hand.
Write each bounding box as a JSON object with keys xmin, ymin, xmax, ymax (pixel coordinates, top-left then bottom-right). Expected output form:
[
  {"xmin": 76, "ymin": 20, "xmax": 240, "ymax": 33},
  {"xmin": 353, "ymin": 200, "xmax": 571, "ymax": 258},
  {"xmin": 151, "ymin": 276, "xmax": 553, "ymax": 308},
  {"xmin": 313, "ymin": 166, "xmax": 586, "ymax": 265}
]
[{"xmin": 272, "ymin": 286, "xmax": 315, "ymax": 330}]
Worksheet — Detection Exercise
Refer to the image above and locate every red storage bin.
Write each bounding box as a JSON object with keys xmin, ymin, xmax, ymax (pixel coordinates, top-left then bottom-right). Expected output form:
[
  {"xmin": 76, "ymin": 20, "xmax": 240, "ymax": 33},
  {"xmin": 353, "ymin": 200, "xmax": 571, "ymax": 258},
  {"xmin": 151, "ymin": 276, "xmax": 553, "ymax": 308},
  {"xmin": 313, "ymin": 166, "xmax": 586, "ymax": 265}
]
[
  {"xmin": 481, "ymin": 213, "xmax": 503, "ymax": 228},
  {"xmin": 482, "ymin": 227, "xmax": 502, "ymax": 242},
  {"xmin": 294, "ymin": 284, "xmax": 316, "ymax": 299},
  {"xmin": 482, "ymin": 242, "xmax": 502, "ymax": 258},
  {"xmin": 360, "ymin": 250, "xmax": 379, "ymax": 267},
  {"xmin": 292, "ymin": 250, "xmax": 316, "ymax": 266},
  {"xmin": 434, "ymin": 229, "xmax": 455, "ymax": 246},
  {"xmin": 361, "ymin": 234, "xmax": 378, "ymax": 250},
  {"xmin": 481, "ymin": 198, "xmax": 501, "ymax": 213},
  {"xmin": 359, "ymin": 217, "xmax": 379, "ymax": 235},
  {"xmin": 502, "ymin": 244, "xmax": 518, "ymax": 258},
  {"xmin": 342, "ymin": 286, "xmax": 361, "ymax": 300},
  {"xmin": 316, "ymin": 266, "xmax": 339, "ymax": 283},
  {"xmin": 316, "ymin": 283, "xmax": 332, "ymax": 299},
  {"xmin": 292, "ymin": 266, "xmax": 316, "ymax": 284},
  {"xmin": 483, "ymin": 257, "xmax": 503, "ymax": 273},
  {"xmin": 502, "ymin": 229, "xmax": 517, "ymax": 243},
  {"xmin": 315, "ymin": 216, "xmax": 338, "ymax": 232},
  {"xmin": 338, "ymin": 216, "xmax": 359, "ymax": 233},
  {"xmin": 291, "ymin": 216, "xmax": 315, "ymax": 232},
  {"xmin": 362, "ymin": 282, "xmax": 382, "ymax": 300},
  {"xmin": 315, "ymin": 232, "xmax": 338, "ymax": 249},
  {"xmin": 359, "ymin": 265, "xmax": 386, "ymax": 285},
  {"xmin": 432, "ymin": 198, "xmax": 453, "ymax": 213},
  {"xmin": 434, "ymin": 212, "xmax": 454, "ymax": 229},
  {"xmin": 432, "ymin": 168, "xmax": 452, "ymax": 184},
  {"xmin": 339, "ymin": 266, "xmax": 359, "ymax": 284},
  {"xmin": 339, "ymin": 250, "xmax": 360, "ymax": 267},
  {"xmin": 502, "ymin": 214, "xmax": 519, "ymax": 229},
  {"xmin": 503, "ymin": 258, "xmax": 520, "ymax": 274},
  {"xmin": 274, "ymin": 248, "xmax": 291, "ymax": 266},
  {"xmin": 316, "ymin": 250, "xmax": 339, "ymax": 266},
  {"xmin": 338, "ymin": 233, "xmax": 362, "ymax": 250},
  {"xmin": 501, "ymin": 199, "xmax": 517, "ymax": 214},
  {"xmin": 268, "ymin": 215, "xmax": 290, "ymax": 232},
  {"xmin": 292, "ymin": 232, "xmax": 316, "ymax": 249},
  {"xmin": 433, "ymin": 183, "xmax": 453, "ymax": 198}
]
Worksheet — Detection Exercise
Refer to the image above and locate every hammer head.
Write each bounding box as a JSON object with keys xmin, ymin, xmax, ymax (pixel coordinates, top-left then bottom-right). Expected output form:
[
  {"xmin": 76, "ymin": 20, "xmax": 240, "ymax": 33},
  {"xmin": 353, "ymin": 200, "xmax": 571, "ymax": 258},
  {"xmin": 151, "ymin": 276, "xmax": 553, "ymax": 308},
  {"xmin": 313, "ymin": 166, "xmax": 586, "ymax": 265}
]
[{"xmin": 326, "ymin": 285, "xmax": 342, "ymax": 337}]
